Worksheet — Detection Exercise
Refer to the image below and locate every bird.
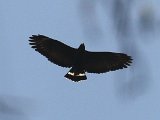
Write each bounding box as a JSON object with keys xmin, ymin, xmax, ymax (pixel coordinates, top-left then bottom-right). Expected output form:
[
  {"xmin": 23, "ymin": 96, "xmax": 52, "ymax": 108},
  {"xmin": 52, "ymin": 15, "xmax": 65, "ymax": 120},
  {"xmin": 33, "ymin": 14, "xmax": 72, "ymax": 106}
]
[{"xmin": 29, "ymin": 35, "xmax": 132, "ymax": 82}]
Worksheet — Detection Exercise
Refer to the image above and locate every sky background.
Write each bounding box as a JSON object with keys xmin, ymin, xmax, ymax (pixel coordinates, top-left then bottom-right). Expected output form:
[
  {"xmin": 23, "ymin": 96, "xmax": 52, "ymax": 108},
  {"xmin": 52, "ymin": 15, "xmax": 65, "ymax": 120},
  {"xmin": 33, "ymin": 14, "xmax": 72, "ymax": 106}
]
[{"xmin": 0, "ymin": 0, "xmax": 160, "ymax": 120}]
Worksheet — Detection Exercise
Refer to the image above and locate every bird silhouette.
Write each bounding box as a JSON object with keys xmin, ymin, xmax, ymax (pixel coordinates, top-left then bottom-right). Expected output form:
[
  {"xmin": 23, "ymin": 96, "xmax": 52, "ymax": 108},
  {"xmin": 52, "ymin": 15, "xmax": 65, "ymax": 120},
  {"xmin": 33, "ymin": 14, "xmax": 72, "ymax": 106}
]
[{"xmin": 29, "ymin": 35, "xmax": 132, "ymax": 82}]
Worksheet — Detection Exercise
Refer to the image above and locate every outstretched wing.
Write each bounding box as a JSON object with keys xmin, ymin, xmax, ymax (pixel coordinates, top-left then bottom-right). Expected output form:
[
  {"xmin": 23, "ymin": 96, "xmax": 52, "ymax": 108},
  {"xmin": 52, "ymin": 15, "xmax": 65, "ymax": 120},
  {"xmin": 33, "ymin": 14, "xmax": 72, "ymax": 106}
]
[
  {"xmin": 84, "ymin": 51, "xmax": 132, "ymax": 73},
  {"xmin": 29, "ymin": 35, "xmax": 77, "ymax": 68}
]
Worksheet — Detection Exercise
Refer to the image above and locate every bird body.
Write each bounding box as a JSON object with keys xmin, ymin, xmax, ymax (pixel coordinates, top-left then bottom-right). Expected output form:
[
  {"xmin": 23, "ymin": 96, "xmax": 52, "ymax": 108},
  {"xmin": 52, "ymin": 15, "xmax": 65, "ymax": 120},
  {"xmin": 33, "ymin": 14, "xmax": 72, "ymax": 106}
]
[
  {"xmin": 29, "ymin": 35, "xmax": 132, "ymax": 82},
  {"xmin": 65, "ymin": 43, "xmax": 87, "ymax": 81}
]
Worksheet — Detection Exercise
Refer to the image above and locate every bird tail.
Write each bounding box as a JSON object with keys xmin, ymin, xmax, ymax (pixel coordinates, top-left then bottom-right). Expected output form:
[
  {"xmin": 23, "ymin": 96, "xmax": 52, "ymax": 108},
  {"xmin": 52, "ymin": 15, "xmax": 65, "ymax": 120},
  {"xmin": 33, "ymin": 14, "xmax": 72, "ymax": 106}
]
[{"xmin": 64, "ymin": 67, "xmax": 87, "ymax": 82}]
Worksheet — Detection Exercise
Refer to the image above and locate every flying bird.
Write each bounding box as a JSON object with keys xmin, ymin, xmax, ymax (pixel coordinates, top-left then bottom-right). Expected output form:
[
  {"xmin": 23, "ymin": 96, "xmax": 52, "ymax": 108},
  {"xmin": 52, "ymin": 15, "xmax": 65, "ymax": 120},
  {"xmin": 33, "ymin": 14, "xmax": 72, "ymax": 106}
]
[{"xmin": 29, "ymin": 35, "xmax": 132, "ymax": 82}]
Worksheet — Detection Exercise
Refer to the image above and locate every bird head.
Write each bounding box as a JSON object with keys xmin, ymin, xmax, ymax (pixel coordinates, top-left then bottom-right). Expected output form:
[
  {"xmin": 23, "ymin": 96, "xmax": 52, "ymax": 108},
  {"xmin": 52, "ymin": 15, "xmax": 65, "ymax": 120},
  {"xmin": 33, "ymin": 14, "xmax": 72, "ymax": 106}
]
[{"xmin": 78, "ymin": 43, "xmax": 85, "ymax": 51}]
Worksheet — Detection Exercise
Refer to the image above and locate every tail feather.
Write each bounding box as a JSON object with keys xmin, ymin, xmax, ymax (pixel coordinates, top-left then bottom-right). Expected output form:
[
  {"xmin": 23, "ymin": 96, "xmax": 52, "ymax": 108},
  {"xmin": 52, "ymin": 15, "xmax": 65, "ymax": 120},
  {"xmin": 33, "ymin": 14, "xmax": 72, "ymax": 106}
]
[{"xmin": 65, "ymin": 67, "xmax": 87, "ymax": 82}]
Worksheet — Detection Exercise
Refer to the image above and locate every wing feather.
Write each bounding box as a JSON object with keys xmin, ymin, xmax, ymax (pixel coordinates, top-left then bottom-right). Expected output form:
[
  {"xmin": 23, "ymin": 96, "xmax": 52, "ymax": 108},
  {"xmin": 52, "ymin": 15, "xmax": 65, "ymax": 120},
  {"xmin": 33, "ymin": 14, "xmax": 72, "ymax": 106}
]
[
  {"xmin": 29, "ymin": 35, "xmax": 77, "ymax": 68},
  {"xmin": 84, "ymin": 51, "xmax": 132, "ymax": 73}
]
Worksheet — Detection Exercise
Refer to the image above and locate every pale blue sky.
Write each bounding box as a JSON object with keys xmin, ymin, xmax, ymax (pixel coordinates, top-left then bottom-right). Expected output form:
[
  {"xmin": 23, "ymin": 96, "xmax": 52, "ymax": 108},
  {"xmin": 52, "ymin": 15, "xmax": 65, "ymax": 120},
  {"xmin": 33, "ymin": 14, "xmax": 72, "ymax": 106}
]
[{"xmin": 0, "ymin": 0, "xmax": 160, "ymax": 120}]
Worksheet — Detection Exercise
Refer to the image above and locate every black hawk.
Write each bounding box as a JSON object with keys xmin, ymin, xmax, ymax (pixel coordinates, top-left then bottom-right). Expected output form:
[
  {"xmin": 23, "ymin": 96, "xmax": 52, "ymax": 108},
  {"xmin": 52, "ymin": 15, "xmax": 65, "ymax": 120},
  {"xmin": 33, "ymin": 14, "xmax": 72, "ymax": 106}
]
[{"xmin": 29, "ymin": 35, "xmax": 132, "ymax": 82}]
